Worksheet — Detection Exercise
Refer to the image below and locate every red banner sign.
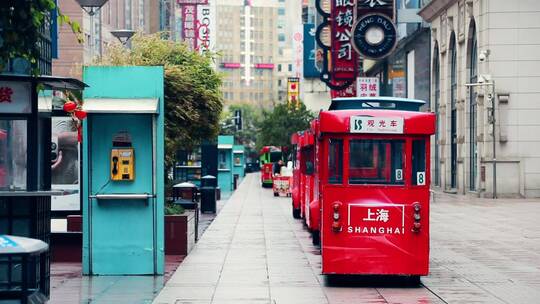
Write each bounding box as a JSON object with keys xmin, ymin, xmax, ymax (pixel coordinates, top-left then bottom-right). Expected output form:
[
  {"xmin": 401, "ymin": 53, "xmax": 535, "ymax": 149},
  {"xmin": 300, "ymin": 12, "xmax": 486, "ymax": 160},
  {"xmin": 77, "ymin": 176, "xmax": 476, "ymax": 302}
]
[
  {"xmin": 330, "ymin": 0, "xmax": 357, "ymax": 81},
  {"xmin": 182, "ymin": 5, "xmax": 198, "ymax": 50}
]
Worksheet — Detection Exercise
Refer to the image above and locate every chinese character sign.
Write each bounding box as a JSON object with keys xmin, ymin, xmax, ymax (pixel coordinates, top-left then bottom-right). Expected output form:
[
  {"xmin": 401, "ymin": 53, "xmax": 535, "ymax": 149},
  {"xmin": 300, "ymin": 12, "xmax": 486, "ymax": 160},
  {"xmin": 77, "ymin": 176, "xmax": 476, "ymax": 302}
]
[
  {"xmin": 350, "ymin": 116, "xmax": 404, "ymax": 134},
  {"xmin": 331, "ymin": 0, "xmax": 357, "ymax": 80},
  {"xmin": 357, "ymin": 77, "xmax": 379, "ymax": 97},
  {"xmin": 182, "ymin": 5, "xmax": 198, "ymax": 50},
  {"xmin": 347, "ymin": 204, "xmax": 406, "ymax": 235}
]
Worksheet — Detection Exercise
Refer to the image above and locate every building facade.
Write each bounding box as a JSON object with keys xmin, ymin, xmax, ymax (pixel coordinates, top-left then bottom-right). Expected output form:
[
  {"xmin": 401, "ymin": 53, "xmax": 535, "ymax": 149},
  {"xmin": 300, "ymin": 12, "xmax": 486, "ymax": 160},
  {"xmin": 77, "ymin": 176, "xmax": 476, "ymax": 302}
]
[
  {"xmin": 420, "ymin": 0, "xmax": 540, "ymax": 197},
  {"xmin": 53, "ymin": 0, "xmax": 159, "ymax": 79},
  {"xmin": 216, "ymin": 0, "xmax": 279, "ymax": 106},
  {"xmin": 300, "ymin": 0, "xmax": 331, "ymax": 111}
]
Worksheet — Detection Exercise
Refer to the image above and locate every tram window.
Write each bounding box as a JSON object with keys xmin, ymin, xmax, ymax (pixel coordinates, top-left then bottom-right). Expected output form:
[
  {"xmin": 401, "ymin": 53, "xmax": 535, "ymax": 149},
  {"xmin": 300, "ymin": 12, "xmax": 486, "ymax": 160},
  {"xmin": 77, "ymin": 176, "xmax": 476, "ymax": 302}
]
[
  {"xmin": 270, "ymin": 151, "xmax": 282, "ymax": 162},
  {"xmin": 412, "ymin": 139, "xmax": 427, "ymax": 186},
  {"xmin": 349, "ymin": 140, "xmax": 405, "ymax": 185},
  {"xmin": 328, "ymin": 139, "xmax": 343, "ymax": 184}
]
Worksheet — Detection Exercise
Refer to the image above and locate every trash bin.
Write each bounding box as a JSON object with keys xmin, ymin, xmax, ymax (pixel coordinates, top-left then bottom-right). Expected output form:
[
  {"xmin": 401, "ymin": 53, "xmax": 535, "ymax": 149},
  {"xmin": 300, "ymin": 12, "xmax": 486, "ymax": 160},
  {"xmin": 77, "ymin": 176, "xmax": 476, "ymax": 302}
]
[
  {"xmin": 233, "ymin": 174, "xmax": 239, "ymax": 190},
  {"xmin": 201, "ymin": 175, "xmax": 217, "ymax": 188},
  {"xmin": 0, "ymin": 235, "xmax": 49, "ymax": 304},
  {"xmin": 200, "ymin": 175, "xmax": 217, "ymax": 213},
  {"xmin": 173, "ymin": 182, "xmax": 199, "ymax": 202}
]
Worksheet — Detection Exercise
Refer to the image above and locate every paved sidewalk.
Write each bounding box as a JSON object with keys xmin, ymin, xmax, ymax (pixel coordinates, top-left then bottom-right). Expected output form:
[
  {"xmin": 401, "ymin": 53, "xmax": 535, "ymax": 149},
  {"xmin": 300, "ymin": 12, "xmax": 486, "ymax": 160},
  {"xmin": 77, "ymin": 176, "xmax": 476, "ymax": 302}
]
[{"xmin": 153, "ymin": 173, "xmax": 540, "ymax": 304}]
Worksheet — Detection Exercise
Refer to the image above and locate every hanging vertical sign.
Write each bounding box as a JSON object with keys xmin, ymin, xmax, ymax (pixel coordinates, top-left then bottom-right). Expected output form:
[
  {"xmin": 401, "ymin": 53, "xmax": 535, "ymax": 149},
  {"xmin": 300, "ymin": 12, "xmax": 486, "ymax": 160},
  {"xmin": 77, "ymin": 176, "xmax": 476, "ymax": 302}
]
[
  {"xmin": 287, "ymin": 77, "xmax": 300, "ymax": 105},
  {"xmin": 196, "ymin": 1, "xmax": 215, "ymax": 52},
  {"xmin": 182, "ymin": 5, "xmax": 198, "ymax": 50},
  {"xmin": 330, "ymin": 0, "xmax": 357, "ymax": 81}
]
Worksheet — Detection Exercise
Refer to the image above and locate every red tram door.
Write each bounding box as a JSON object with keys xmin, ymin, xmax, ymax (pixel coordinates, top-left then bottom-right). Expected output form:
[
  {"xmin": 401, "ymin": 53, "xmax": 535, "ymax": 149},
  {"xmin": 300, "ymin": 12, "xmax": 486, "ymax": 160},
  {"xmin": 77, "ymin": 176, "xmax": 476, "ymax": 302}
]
[{"xmin": 319, "ymin": 110, "xmax": 435, "ymax": 277}]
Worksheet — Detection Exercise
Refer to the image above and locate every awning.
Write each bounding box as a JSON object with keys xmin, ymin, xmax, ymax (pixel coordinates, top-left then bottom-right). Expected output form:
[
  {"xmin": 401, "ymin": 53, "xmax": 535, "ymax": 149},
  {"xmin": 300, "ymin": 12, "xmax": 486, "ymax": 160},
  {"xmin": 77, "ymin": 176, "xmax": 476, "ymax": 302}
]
[
  {"xmin": 83, "ymin": 98, "xmax": 159, "ymax": 114},
  {"xmin": 233, "ymin": 150, "xmax": 244, "ymax": 154},
  {"xmin": 218, "ymin": 144, "xmax": 233, "ymax": 149}
]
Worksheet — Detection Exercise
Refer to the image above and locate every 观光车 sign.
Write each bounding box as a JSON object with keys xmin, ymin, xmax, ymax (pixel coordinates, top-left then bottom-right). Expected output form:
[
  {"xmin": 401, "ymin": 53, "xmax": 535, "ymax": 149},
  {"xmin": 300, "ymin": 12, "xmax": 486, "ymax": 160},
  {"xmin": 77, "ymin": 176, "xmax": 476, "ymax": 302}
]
[
  {"xmin": 352, "ymin": 14, "xmax": 397, "ymax": 60},
  {"xmin": 350, "ymin": 116, "xmax": 404, "ymax": 134},
  {"xmin": 0, "ymin": 81, "xmax": 31, "ymax": 114}
]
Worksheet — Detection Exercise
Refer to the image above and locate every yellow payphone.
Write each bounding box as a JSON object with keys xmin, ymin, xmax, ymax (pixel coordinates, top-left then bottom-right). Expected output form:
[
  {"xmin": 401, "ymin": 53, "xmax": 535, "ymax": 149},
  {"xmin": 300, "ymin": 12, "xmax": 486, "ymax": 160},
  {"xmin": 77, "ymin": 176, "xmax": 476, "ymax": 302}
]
[{"xmin": 111, "ymin": 148, "xmax": 135, "ymax": 181}]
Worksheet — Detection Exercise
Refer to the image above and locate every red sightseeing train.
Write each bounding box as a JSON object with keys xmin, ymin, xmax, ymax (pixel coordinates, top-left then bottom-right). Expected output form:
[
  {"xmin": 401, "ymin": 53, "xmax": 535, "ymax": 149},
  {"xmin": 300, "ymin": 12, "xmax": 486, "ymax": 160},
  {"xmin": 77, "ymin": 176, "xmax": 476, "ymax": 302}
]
[{"xmin": 291, "ymin": 97, "xmax": 435, "ymax": 281}]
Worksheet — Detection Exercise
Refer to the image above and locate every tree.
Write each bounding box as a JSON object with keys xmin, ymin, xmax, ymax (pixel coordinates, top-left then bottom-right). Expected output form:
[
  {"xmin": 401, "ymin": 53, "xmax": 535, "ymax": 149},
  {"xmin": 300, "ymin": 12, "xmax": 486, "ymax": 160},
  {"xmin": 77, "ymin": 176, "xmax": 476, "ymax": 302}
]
[
  {"xmin": 220, "ymin": 103, "xmax": 263, "ymax": 160},
  {"xmin": 257, "ymin": 102, "xmax": 315, "ymax": 158},
  {"xmin": 97, "ymin": 33, "xmax": 223, "ymax": 170},
  {"xmin": 0, "ymin": 0, "xmax": 81, "ymax": 74}
]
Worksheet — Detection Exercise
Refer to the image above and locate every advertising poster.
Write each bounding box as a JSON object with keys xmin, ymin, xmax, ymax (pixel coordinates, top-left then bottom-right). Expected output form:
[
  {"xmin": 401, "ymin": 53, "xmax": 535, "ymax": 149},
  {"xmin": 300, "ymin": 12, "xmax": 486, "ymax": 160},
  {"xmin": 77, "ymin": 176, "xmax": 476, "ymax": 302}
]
[
  {"xmin": 303, "ymin": 23, "xmax": 319, "ymax": 78},
  {"xmin": 51, "ymin": 117, "xmax": 80, "ymax": 211}
]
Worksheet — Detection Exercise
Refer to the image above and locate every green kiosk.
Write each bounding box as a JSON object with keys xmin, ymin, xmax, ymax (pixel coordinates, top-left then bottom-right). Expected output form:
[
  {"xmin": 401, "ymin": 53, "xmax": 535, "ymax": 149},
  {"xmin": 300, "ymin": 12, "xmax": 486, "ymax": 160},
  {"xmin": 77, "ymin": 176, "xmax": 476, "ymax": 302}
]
[{"xmin": 81, "ymin": 66, "xmax": 165, "ymax": 275}]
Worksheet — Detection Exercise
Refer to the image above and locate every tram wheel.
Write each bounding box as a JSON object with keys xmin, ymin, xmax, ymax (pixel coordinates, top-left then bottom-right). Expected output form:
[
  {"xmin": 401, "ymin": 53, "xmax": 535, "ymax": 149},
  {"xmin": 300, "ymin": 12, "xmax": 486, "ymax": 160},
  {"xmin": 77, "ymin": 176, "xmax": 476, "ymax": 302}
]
[
  {"xmin": 311, "ymin": 230, "xmax": 320, "ymax": 246},
  {"xmin": 292, "ymin": 208, "xmax": 301, "ymax": 219},
  {"xmin": 273, "ymin": 192, "xmax": 279, "ymax": 197}
]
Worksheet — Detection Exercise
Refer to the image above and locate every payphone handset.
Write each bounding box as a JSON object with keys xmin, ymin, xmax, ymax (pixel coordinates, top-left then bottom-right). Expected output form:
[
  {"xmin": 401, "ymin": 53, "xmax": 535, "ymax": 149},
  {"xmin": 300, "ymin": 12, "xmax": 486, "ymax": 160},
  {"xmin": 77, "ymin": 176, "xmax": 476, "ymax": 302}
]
[{"xmin": 110, "ymin": 131, "xmax": 135, "ymax": 181}]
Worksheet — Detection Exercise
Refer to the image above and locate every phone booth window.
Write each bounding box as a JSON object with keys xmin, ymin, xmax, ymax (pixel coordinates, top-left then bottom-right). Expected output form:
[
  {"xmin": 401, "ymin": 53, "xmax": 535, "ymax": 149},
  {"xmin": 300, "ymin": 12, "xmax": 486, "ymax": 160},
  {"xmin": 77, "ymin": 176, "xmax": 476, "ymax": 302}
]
[
  {"xmin": 412, "ymin": 139, "xmax": 427, "ymax": 186},
  {"xmin": 328, "ymin": 139, "xmax": 343, "ymax": 184},
  {"xmin": 0, "ymin": 120, "xmax": 27, "ymax": 190},
  {"xmin": 219, "ymin": 151, "xmax": 227, "ymax": 169},
  {"xmin": 349, "ymin": 139, "xmax": 405, "ymax": 185}
]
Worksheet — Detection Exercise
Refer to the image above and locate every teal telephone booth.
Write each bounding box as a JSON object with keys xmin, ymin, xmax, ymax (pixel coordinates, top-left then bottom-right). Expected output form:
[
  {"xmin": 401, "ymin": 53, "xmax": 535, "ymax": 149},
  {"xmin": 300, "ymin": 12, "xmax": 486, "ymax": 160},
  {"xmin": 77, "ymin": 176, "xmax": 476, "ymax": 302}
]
[
  {"xmin": 233, "ymin": 145, "xmax": 245, "ymax": 183},
  {"xmin": 81, "ymin": 66, "xmax": 165, "ymax": 275},
  {"xmin": 217, "ymin": 135, "xmax": 234, "ymax": 194}
]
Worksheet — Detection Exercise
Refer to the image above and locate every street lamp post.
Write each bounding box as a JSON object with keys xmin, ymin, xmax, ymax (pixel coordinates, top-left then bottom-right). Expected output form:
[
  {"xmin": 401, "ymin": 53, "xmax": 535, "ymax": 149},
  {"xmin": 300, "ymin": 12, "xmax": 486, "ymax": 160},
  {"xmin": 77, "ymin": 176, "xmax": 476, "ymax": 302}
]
[
  {"xmin": 465, "ymin": 77, "xmax": 497, "ymax": 199},
  {"xmin": 74, "ymin": 0, "xmax": 109, "ymax": 61}
]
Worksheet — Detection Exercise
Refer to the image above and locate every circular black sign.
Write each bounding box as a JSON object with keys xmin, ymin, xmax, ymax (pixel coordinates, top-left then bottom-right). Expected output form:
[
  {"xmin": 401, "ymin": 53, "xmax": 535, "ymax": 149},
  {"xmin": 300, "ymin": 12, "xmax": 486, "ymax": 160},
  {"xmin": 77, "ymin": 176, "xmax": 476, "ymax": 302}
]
[{"xmin": 352, "ymin": 14, "xmax": 398, "ymax": 60}]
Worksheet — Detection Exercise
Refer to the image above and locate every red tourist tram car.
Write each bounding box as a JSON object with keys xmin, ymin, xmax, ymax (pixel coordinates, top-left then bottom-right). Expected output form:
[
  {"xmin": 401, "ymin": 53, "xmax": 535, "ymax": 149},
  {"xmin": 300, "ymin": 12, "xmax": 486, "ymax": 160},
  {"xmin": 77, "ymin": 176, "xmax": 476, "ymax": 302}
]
[
  {"xmin": 259, "ymin": 146, "xmax": 283, "ymax": 187},
  {"xmin": 290, "ymin": 132, "xmax": 302, "ymax": 218},
  {"xmin": 292, "ymin": 97, "xmax": 435, "ymax": 279}
]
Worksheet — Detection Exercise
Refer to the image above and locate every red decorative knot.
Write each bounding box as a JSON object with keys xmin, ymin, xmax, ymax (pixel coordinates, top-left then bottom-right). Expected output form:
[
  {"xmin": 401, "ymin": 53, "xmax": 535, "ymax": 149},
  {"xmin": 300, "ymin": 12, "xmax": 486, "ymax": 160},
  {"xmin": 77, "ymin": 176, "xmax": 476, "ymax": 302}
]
[{"xmin": 0, "ymin": 87, "xmax": 14, "ymax": 103}]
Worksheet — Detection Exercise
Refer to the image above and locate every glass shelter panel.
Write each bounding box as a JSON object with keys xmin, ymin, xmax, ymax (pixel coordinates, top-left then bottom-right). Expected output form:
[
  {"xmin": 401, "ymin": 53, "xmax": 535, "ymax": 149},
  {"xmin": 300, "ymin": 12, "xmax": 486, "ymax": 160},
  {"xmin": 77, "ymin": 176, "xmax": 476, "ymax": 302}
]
[
  {"xmin": 0, "ymin": 120, "xmax": 27, "ymax": 190},
  {"xmin": 349, "ymin": 139, "xmax": 405, "ymax": 185}
]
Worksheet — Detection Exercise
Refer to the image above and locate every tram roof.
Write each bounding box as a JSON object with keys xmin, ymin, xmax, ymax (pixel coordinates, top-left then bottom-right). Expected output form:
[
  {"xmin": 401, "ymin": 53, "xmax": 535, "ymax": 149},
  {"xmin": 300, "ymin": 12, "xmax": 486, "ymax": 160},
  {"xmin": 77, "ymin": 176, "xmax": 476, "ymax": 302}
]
[
  {"xmin": 330, "ymin": 97, "xmax": 426, "ymax": 111},
  {"xmin": 319, "ymin": 109, "xmax": 435, "ymax": 135}
]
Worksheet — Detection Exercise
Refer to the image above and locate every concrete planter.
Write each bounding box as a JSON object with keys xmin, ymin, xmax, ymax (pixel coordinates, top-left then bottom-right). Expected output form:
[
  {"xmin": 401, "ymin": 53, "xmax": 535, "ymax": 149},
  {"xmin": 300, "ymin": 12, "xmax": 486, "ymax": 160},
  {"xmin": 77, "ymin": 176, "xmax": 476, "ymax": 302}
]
[{"xmin": 165, "ymin": 211, "xmax": 196, "ymax": 256}]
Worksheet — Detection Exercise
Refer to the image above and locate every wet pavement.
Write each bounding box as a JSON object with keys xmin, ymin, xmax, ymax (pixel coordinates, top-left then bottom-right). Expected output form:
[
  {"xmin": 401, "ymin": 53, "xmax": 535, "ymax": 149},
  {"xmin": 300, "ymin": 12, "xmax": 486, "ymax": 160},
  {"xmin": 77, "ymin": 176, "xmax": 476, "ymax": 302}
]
[
  {"xmin": 153, "ymin": 173, "xmax": 540, "ymax": 304},
  {"xmin": 48, "ymin": 197, "xmax": 228, "ymax": 304}
]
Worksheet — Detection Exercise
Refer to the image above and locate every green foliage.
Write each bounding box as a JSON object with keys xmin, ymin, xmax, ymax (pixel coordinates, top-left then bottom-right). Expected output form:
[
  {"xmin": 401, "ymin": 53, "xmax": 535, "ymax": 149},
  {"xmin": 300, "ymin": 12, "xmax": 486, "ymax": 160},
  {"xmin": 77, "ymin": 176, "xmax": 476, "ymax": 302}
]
[
  {"xmin": 165, "ymin": 202, "xmax": 185, "ymax": 215},
  {"xmin": 0, "ymin": 1, "xmax": 83, "ymax": 74},
  {"xmin": 257, "ymin": 102, "xmax": 315, "ymax": 157},
  {"xmin": 220, "ymin": 103, "xmax": 263, "ymax": 159},
  {"xmin": 97, "ymin": 33, "xmax": 223, "ymax": 169}
]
